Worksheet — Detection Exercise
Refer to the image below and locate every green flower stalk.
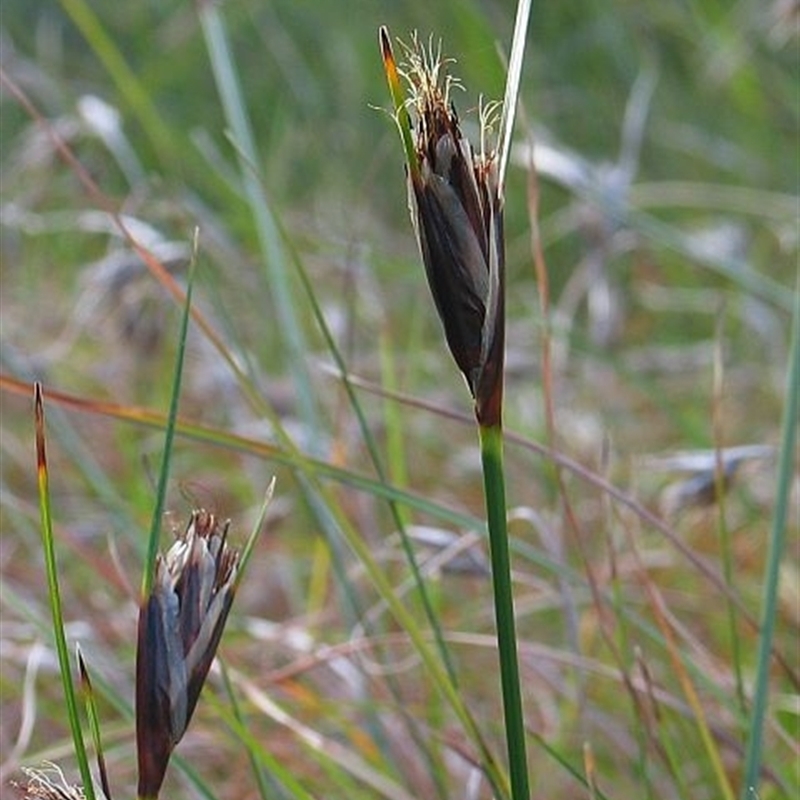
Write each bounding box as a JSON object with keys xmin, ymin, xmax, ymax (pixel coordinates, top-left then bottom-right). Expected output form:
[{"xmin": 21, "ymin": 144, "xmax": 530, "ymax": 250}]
[
  {"xmin": 136, "ymin": 510, "xmax": 239, "ymax": 800},
  {"xmin": 381, "ymin": 28, "xmax": 530, "ymax": 800}
]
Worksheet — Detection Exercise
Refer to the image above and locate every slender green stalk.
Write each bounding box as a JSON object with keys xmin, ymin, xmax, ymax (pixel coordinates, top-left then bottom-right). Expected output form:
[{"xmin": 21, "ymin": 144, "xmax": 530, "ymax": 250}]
[
  {"xmin": 479, "ymin": 423, "xmax": 530, "ymax": 800},
  {"xmin": 34, "ymin": 383, "xmax": 97, "ymax": 800},
  {"xmin": 135, "ymin": 245, "xmax": 197, "ymax": 800},
  {"xmin": 740, "ymin": 277, "xmax": 800, "ymax": 798},
  {"xmin": 140, "ymin": 236, "xmax": 197, "ymax": 598}
]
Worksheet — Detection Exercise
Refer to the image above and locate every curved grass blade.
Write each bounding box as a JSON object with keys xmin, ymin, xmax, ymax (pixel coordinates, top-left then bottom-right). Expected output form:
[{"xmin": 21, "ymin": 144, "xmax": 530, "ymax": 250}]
[{"xmin": 34, "ymin": 383, "xmax": 97, "ymax": 800}]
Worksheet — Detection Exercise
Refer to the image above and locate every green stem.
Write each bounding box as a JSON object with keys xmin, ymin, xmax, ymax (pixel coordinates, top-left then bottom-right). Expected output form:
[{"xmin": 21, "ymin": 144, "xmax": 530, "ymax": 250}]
[
  {"xmin": 34, "ymin": 385, "xmax": 96, "ymax": 800},
  {"xmin": 479, "ymin": 423, "xmax": 530, "ymax": 800},
  {"xmin": 740, "ymin": 277, "xmax": 799, "ymax": 798},
  {"xmin": 140, "ymin": 250, "xmax": 196, "ymax": 598}
]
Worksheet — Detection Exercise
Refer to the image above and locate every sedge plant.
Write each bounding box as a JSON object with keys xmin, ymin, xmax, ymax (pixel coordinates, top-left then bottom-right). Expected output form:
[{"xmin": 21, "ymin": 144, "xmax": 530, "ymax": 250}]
[
  {"xmin": 380, "ymin": 6, "xmax": 532, "ymax": 797},
  {"xmin": 21, "ymin": 256, "xmax": 271, "ymax": 800}
]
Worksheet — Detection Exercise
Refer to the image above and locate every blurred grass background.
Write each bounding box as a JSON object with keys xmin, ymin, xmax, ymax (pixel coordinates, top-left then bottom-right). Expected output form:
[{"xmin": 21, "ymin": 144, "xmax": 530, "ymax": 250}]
[{"xmin": 0, "ymin": 1, "xmax": 797, "ymax": 799}]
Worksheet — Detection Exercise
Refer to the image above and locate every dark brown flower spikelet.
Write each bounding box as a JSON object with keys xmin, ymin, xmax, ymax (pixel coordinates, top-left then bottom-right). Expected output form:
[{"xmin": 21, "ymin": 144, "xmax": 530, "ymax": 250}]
[
  {"xmin": 136, "ymin": 511, "xmax": 239, "ymax": 799},
  {"xmin": 398, "ymin": 35, "xmax": 505, "ymax": 427}
]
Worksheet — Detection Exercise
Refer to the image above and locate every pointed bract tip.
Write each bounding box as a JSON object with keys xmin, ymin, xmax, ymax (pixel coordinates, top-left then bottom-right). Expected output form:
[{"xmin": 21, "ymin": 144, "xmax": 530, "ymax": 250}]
[
  {"xmin": 77, "ymin": 646, "xmax": 89, "ymax": 685},
  {"xmin": 34, "ymin": 382, "xmax": 47, "ymax": 472},
  {"xmin": 379, "ymin": 25, "xmax": 392, "ymax": 59},
  {"xmin": 379, "ymin": 26, "xmax": 401, "ymax": 92}
]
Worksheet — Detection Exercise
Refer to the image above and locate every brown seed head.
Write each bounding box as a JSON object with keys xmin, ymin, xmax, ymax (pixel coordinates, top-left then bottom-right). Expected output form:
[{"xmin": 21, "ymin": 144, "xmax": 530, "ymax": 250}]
[
  {"xmin": 393, "ymin": 35, "xmax": 505, "ymax": 427},
  {"xmin": 136, "ymin": 511, "xmax": 238, "ymax": 799}
]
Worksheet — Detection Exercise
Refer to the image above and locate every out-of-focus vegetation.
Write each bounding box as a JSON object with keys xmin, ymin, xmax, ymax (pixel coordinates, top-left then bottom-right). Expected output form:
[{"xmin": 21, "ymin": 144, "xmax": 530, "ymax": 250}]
[{"xmin": 1, "ymin": 1, "xmax": 797, "ymax": 799}]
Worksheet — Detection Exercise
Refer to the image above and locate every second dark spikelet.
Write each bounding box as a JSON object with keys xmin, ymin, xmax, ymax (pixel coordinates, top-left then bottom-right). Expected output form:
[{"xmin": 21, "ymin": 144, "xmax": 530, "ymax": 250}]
[
  {"xmin": 383, "ymin": 32, "xmax": 506, "ymax": 428},
  {"xmin": 136, "ymin": 511, "xmax": 239, "ymax": 800}
]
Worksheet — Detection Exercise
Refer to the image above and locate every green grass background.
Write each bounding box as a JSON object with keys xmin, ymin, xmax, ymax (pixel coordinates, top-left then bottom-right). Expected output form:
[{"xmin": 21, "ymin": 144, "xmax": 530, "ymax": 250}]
[{"xmin": 1, "ymin": 1, "xmax": 797, "ymax": 798}]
